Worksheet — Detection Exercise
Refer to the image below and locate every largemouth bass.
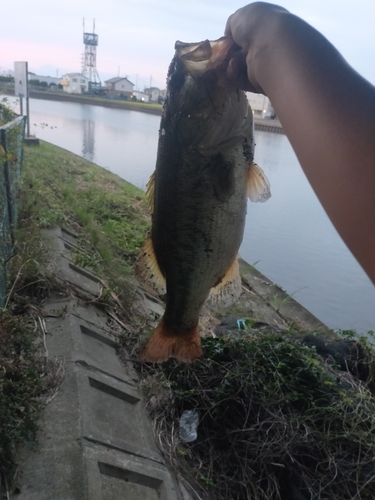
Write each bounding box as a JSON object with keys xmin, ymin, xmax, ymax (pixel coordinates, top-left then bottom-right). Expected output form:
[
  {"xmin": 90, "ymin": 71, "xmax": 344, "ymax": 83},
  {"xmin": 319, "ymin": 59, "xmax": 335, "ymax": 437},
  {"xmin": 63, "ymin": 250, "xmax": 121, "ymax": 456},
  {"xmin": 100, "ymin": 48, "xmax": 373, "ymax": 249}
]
[{"xmin": 136, "ymin": 37, "xmax": 271, "ymax": 363}]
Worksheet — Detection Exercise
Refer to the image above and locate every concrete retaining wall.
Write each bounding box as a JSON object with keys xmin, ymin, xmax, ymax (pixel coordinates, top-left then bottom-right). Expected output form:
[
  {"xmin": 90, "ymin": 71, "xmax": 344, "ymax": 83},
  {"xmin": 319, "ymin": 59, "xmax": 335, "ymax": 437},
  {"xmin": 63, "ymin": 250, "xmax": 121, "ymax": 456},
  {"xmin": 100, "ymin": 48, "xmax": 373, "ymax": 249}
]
[{"xmin": 13, "ymin": 227, "xmax": 183, "ymax": 499}]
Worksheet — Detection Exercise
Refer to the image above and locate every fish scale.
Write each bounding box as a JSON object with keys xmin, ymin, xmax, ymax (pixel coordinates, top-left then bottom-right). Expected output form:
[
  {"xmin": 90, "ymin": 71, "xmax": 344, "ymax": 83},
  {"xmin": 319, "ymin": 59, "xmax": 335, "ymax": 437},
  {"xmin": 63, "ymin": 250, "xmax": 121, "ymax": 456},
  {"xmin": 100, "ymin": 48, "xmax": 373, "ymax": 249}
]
[{"xmin": 136, "ymin": 37, "xmax": 271, "ymax": 363}]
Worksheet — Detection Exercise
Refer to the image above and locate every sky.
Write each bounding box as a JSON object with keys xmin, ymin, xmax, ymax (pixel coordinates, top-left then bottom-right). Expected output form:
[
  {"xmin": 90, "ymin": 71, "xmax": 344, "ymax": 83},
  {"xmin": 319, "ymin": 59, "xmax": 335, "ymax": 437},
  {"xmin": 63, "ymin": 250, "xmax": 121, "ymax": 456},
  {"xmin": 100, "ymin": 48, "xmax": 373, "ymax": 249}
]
[{"xmin": 1, "ymin": 0, "xmax": 375, "ymax": 90}]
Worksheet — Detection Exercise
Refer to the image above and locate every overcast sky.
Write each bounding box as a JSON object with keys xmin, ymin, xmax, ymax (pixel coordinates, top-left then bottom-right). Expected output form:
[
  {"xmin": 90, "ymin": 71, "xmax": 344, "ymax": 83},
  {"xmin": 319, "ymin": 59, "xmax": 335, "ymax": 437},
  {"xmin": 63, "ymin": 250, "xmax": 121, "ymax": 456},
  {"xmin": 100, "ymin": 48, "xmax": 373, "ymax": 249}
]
[{"xmin": 1, "ymin": 0, "xmax": 375, "ymax": 90}]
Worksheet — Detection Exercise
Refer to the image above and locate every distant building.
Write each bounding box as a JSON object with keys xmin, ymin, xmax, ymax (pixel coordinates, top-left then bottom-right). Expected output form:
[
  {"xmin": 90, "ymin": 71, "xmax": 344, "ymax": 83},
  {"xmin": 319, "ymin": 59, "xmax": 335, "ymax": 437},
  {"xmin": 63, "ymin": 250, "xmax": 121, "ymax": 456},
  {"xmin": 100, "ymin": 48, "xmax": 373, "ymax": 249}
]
[
  {"xmin": 60, "ymin": 73, "xmax": 88, "ymax": 94},
  {"xmin": 132, "ymin": 91, "xmax": 149, "ymax": 102},
  {"xmin": 28, "ymin": 74, "xmax": 60, "ymax": 86},
  {"xmin": 246, "ymin": 92, "xmax": 276, "ymax": 119},
  {"xmin": 105, "ymin": 77, "xmax": 134, "ymax": 98},
  {"xmin": 144, "ymin": 87, "xmax": 164, "ymax": 103},
  {"xmin": 1, "ymin": 69, "xmax": 14, "ymax": 77}
]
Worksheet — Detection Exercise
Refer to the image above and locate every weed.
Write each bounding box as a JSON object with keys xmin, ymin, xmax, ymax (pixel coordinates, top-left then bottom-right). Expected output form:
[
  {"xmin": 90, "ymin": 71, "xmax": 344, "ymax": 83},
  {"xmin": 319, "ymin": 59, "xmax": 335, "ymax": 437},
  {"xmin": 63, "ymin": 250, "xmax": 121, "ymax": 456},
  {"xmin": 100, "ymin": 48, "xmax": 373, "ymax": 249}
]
[
  {"xmin": 272, "ymin": 286, "xmax": 308, "ymax": 313},
  {"xmin": 0, "ymin": 140, "xmax": 152, "ymax": 491},
  {"xmin": 20, "ymin": 141, "xmax": 150, "ymax": 300},
  {"xmin": 200, "ymin": 476, "xmax": 214, "ymax": 487},
  {"xmin": 0, "ymin": 313, "xmax": 47, "ymax": 488},
  {"xmin": 139, "ymin": 332, "xmax": 375, "ymax": 500}
]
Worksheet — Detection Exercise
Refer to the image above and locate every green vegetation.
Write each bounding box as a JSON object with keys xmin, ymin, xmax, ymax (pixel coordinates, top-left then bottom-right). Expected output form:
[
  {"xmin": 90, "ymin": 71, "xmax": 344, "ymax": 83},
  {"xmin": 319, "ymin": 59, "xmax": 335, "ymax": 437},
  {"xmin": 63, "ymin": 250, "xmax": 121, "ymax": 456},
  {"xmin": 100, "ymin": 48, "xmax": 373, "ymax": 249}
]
[
  {"xmin": 0, "ymin": 98, "xmax": 16, "ymax": 125},
  {"xmin": 35, "ymin": 90, "xmax": 163, "ymax": 112},
  {"xmin": 76, "ymin": 93, "xmax": 162, "ymax": 111},
  {"xmin": 1, "ymin": 133, "xmax": 375, "ymax": 499},
  {"xmin": 18, "ymin": 141, "xmax": 150, "ymax": 301},
  {"xmin": 1, "ymin": 140, "xmax": 150, "ymax": 491},
  {"xmin": 0, "ymin": 315, "xmax": 47, "ymax": 488},
  {"xmin": 0, "ymin": 77, "xmax": 14, "ymax": 84},
  {"xmin": 138, "ymin": 331, "xmax": 375, "ymax": 500}
]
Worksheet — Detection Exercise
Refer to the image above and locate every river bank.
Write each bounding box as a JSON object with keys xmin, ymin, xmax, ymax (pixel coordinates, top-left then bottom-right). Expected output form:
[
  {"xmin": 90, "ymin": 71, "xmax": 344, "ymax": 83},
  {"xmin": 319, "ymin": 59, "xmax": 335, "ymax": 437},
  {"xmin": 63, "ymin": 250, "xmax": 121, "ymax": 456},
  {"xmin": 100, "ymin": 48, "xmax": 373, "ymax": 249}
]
[
  {"xmin": 2, "ymin": 86, "xmax": 284, "ymax": 132},
  {"xmin": 19, "ymin": 139, "xmax": 322, "ymax": 332},
  {"xmin": 5, "ymin": 139, "xmax": 375, "ymax": 499},
  {"xmin": 4, "ymin": 93, "xmax": 373, "ymax": 332}
]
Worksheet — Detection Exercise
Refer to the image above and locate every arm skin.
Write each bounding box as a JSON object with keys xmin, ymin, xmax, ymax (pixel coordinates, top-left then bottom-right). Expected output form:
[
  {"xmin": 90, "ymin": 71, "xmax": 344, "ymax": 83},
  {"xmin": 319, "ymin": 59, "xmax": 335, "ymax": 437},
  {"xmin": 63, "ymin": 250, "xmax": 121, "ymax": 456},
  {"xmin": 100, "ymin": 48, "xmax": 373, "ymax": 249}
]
[{"xmin": 225, "ymin": 2, "xmax": 375, "ymax": 285}]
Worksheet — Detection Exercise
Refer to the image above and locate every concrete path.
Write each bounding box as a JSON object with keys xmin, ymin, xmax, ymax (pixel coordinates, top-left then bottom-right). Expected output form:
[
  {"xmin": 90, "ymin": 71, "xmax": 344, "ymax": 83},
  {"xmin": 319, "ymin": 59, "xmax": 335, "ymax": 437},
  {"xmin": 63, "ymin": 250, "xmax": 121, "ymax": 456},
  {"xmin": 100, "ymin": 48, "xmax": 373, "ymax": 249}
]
[
  {"xmin": 13, "ymin": 227, "xmax": 183, "ymax": 500},
  {"xmin": 13, "ymin": 227, "xmax": 330, "ymax": 499}
]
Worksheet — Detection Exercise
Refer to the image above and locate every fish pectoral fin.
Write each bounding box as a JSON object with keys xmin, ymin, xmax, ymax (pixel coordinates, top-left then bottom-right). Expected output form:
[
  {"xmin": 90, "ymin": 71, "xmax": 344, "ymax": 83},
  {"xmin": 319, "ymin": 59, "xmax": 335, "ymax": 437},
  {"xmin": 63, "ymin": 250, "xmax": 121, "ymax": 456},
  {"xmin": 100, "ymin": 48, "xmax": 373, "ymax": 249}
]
[
  {"xmin": 145, "ymin": 170, "xmax": 155, "ymax": 214},
  {"xmin": 247, "ymin": 162, "xmax": 271, "ymax": 203},
  {"xmin": 140, "ymin": 319, "xmax": 202, "ymax": 363},
  {"xmin": 135, "ymin": 235, "xmax": 166, "ymax": 296},
  {"xmin": 207, "ymin": 258, "xmax": 242, "ymax": 307}
]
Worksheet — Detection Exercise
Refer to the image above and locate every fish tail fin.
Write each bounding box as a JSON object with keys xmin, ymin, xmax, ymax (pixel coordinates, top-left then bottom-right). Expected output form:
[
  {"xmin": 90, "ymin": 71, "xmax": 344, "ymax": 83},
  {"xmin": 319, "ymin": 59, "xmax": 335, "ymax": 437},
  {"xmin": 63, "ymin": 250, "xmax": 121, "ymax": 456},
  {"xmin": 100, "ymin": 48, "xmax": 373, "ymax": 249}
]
[{"xmin": 140, "ymin": 318, "xmax": 202, "ymax": 363}]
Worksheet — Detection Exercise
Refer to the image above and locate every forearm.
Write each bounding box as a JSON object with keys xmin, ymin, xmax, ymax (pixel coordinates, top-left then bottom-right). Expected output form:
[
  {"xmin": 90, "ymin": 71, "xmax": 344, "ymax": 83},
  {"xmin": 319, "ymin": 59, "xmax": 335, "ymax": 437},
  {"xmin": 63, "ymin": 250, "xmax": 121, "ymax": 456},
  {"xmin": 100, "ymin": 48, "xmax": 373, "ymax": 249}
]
[{"xmin": 243, "ymin": 8, "xmax": 375, "ymax": 283}]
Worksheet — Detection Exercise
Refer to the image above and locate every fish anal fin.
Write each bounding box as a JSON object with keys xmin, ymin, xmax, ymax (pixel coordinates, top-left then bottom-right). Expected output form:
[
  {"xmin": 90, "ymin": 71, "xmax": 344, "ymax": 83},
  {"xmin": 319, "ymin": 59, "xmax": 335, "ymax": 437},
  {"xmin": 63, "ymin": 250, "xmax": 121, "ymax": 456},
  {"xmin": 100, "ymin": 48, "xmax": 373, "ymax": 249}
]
[
  {"xmin": 207, "ymin": 257, "xmax": 242, "ymax": 307},
  {"xmin": 247, "ymin": 162, "xmax": 271, "ymax": 203},
  {"xmin": 145, "ymin": 171, "xmax": 155, "ymax": 214},
  {"xmin": 135, "ymin": 235, "xmax": 166, "ymax": 296},
  {"xmin": 140, "ymin": 319, "xmax": 202, "ymax": 363}
]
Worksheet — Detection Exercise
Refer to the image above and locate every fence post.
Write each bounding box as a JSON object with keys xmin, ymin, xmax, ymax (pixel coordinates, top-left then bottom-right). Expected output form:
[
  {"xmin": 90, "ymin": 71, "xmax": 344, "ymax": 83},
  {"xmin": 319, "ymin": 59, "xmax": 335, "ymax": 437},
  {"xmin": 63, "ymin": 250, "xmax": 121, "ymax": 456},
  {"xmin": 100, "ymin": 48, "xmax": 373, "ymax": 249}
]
[{"xmin": 0, "ymin": 115, "xmax": 26, "ymax": 307}]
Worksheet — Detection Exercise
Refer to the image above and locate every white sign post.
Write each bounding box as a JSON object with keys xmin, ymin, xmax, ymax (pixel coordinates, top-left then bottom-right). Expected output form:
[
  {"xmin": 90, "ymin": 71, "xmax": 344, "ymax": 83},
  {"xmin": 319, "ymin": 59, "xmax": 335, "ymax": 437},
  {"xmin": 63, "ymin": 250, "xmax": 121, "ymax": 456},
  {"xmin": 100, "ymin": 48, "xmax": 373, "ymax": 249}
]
[{"xmin": 14, "ymin": 61, "xmax": 30, "ymax": 137}]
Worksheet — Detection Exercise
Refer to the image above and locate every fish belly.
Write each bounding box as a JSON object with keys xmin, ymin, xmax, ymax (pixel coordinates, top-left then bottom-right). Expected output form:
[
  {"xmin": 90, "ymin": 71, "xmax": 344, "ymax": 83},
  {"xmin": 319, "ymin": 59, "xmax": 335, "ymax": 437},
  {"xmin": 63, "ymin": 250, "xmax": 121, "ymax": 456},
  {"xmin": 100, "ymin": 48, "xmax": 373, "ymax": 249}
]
[{"xmin": 152, "ymin": 139, "xmax": 248, "ymax": 333}]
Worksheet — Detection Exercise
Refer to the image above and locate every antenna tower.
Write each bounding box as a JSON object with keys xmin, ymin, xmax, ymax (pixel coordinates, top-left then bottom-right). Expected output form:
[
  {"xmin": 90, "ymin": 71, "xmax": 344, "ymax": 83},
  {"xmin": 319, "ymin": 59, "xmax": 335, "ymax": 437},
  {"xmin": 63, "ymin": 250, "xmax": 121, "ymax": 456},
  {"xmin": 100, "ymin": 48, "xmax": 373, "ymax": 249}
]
[{"xmin": 82, "ymin": 18, "xmax": 101, "ymax": 92}]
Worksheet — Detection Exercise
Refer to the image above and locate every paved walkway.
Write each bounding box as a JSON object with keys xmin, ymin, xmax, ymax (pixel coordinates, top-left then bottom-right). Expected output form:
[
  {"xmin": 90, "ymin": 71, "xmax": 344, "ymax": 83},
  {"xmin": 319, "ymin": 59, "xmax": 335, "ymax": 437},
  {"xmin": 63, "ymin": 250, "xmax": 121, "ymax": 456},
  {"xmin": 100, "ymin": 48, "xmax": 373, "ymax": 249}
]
[
  {"xmin": 13, "ymin": 227, "xmax": 183, "ymax": 500},
  {"xmin": 13, "ymin": 226, "xmax": 329, "ymax": 499}
]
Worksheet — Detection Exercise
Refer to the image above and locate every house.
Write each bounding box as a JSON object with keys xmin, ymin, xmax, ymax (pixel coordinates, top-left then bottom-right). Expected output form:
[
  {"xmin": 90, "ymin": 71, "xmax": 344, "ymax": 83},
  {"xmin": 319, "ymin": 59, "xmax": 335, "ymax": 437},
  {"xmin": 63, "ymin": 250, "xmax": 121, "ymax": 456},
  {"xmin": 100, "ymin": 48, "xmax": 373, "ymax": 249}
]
[
  {"xmin": 105, "ymin": 77, "xmax": 134, "ymax": 98},
  {"xmin": 28, "ymin": 74, "xmax": 60, "ymax": 86},
  {"xmin": 246, "ymin": 92, "xmax": 276, "ymax": 119},
  {"xmin": 132, "ymin": 91, "xmax": 149, "ymax": 102},
  {"xmin": 60, "ymin": 73, "xmax": 88, "ymax": 94},
  {"xmin": 144, "ymin": 87, "xmax": 165, "ymax": 103}
]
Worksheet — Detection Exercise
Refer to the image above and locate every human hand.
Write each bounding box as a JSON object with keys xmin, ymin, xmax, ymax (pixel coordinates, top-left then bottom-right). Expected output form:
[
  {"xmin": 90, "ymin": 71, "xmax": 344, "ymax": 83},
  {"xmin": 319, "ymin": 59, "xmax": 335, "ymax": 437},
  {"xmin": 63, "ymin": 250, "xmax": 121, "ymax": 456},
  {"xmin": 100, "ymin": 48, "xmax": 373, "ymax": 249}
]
[{"xmin": 224, "ymin": 2, "xmax": 289, "ymax": 93}]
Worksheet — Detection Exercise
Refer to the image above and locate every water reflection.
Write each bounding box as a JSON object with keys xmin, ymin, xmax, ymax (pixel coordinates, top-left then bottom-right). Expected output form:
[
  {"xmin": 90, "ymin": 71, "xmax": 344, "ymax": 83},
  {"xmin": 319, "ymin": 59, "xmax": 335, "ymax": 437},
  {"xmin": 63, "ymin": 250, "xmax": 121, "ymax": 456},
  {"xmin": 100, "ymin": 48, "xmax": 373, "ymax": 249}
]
[
  {"xmin": 82, "ymin": 118, "xmax": 95, "ymax": 162},
  {"xmin": 245, "ymin": 131, "xmax": 375, "ymax": 333}
]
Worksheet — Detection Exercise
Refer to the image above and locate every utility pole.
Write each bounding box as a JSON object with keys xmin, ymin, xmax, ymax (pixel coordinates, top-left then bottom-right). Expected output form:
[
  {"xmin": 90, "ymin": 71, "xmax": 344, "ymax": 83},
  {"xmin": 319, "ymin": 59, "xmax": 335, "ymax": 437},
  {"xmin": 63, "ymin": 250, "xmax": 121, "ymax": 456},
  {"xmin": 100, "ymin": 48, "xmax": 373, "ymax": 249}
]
[{"xmin": 14, "ymin": 61, "xmax": 30, "ymax": 137}]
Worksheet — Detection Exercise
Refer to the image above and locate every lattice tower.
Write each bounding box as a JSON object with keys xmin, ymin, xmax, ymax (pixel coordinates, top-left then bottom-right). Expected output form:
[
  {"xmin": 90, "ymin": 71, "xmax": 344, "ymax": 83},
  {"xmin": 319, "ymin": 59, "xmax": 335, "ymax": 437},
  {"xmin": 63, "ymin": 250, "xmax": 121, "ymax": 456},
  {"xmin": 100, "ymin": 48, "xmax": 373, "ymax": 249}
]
[{"xmin": 82, "ymin": 18, "xmax": 101, "ymax": 90}]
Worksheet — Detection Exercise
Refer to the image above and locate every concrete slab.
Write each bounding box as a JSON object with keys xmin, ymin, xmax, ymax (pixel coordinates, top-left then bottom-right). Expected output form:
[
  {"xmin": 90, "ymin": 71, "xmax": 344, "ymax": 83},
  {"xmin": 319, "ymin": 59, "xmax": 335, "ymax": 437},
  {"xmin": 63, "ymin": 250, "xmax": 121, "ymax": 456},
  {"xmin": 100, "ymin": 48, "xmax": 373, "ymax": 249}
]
[
  {"xmin": 78, "ymin": 368, "xmax": 161, "ymax": 462},
  {"xmin": 14, "ymin": 226, "xmax": 332, "ymax": 499},
  {"xmin": 83, "ymin": 442, "xmax": 182, "ymax": 500},
  {"xmin": 41, "ymin": 228, "xmax": 102, "ymax": 297},
  {"xmin": 14, "ymin": 365, "xmax": 87, "ymax": 499},
  {"xmin": 12, "ymin": 228, "xmax": 184, "ymax": 499},
  {"xmin": 238, "ymin": 259, "xmax": 331, "ymax": 333}
]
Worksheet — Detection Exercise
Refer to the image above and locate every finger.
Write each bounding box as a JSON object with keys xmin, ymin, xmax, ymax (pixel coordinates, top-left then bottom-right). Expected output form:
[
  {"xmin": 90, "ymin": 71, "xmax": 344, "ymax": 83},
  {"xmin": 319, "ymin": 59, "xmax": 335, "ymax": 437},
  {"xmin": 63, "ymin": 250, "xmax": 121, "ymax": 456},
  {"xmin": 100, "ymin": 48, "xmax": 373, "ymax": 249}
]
[
  {"xmin": 227, "ymin": 55, "xmax": 255, "ymax": 92},
  {"xmin": 224, "ymin": 13, "xmax": 234, "ymax": 37}
]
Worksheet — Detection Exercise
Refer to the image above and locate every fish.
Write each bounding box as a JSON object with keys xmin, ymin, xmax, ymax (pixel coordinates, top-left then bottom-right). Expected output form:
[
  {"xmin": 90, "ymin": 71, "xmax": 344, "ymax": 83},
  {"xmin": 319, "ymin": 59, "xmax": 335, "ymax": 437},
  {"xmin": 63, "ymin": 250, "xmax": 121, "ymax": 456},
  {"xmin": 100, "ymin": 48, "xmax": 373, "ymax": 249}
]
[{"xmin": 136, "ymin": 37, "xmax": 271, "ymax": 363}]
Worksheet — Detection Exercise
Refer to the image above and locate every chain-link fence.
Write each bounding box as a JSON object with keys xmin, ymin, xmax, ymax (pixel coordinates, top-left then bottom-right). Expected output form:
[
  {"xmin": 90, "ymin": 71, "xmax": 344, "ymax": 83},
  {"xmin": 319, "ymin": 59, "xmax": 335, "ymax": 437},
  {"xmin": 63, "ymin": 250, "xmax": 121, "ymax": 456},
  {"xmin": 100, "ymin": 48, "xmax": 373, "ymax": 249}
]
[{"xmin": 0, "ymin": 109, "xmax": 26, "ymax": 307}]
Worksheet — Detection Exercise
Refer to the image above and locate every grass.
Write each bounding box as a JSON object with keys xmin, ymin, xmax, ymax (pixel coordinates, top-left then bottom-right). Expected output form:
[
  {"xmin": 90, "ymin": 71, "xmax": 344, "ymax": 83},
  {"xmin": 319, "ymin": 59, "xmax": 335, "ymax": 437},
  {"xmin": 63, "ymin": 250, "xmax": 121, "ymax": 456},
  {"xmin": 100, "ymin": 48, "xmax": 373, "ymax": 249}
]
[
  {"xmin": 3, "ymin": 87, "xmax": 163, "ymax": 113},
  {"xmin": 52, "ymin": 91, "xmax": 163, "ymax": 111},
  {"xmin": 1, "ymin": 139, "xmax": 151, "ymax": 491},
  {"xmin": 18, "ymin": 140, "xmax": 150, "ymax": 303},
  {"xmin": 2, "ymin": 135, "xmax": 375, "ymax": 499},
  {"xmin": 137, "ymin": 331, "xmax": 375, "ymax": 500},
  {"xmin": 0, "ymin": 315, "xmax": 46, "ymax": 489}
]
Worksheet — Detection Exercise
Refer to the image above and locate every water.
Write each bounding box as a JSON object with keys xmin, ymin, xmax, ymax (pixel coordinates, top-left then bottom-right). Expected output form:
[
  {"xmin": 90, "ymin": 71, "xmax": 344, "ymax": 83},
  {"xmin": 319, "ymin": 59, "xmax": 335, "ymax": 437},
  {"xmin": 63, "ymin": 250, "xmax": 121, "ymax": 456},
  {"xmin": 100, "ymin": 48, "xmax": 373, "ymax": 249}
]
[{"xmin": 10, "ymin": 96, "xmax": 375, "ymax": 333}]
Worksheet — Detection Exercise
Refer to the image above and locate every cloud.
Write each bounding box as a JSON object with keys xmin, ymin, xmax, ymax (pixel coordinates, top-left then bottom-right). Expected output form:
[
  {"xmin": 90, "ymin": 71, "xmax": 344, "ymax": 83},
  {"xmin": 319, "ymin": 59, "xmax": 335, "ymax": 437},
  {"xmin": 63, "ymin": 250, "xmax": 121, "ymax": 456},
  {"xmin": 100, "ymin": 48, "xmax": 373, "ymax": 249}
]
[{"xmin": 1, "ymin": 0, "xmax": 374, "ymax": 86}]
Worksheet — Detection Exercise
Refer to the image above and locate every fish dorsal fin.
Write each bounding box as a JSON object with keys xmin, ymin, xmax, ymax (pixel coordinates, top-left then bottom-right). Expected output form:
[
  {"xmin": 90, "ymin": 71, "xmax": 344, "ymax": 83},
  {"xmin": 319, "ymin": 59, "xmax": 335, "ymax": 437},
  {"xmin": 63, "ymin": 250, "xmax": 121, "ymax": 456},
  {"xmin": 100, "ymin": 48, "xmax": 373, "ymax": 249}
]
[
  {"xmin": 145, "ymin": 171, "xmax": 155, "ymax": 214},
  {"xmin": 247, "ymin": 163, "xmax": 271, "ymax": 203},
  {"xmin": 207, "ymin": 257, "xmax": 242, "ymax": 307},
  {"xmin": 135, "ymin": 235, "xmax": 166, "ymax": 296}
]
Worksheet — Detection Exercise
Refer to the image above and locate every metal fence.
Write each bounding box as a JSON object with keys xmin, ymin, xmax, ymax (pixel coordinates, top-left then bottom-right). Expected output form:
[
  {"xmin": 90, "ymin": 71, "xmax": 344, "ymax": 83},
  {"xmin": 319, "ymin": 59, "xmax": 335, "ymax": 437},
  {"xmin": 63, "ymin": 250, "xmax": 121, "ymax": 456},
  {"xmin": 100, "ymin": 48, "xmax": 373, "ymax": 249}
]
[{"xmin": 0, "ymin": 111, "xmax": 26, "ymax": 307}]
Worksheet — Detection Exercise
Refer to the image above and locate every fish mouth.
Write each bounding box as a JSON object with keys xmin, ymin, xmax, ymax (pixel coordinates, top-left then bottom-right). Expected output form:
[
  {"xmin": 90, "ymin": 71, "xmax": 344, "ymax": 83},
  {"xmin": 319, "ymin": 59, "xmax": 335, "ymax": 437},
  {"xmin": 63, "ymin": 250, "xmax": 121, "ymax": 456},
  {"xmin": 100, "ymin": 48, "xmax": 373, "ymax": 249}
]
[{"xmin": 174, "ymin": 37, "xmax": 237, "ymax": 78}]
